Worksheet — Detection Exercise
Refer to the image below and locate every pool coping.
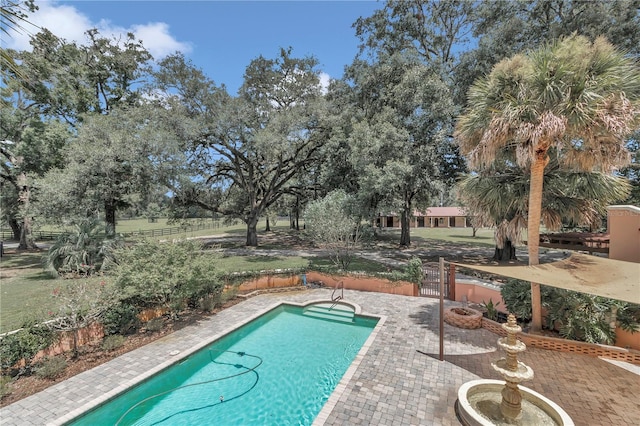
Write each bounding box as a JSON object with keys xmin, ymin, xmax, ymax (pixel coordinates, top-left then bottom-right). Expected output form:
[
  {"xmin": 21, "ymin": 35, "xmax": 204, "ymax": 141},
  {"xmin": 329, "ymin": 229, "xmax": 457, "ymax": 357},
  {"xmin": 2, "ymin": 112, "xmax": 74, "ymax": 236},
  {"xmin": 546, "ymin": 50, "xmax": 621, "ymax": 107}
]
[
  {"xmin": 54, "ymin": 298, "xmax": 384, "ymax": 425},
  {"xmin": 312, "ymin": 308, "xmax": 386, "ymax": 425}
]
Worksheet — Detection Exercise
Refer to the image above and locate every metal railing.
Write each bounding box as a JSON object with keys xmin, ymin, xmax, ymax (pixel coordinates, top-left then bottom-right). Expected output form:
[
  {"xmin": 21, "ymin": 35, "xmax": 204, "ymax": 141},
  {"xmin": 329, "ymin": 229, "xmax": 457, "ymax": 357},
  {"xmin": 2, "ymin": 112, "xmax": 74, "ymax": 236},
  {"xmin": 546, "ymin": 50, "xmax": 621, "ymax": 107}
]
[
  {"xmin": 331, "ymin": 281, "xmax": 344, "ymax": 302},
  {"xmin": 419, "ymin": 264, "xmax": 450, "ymax": 298}
]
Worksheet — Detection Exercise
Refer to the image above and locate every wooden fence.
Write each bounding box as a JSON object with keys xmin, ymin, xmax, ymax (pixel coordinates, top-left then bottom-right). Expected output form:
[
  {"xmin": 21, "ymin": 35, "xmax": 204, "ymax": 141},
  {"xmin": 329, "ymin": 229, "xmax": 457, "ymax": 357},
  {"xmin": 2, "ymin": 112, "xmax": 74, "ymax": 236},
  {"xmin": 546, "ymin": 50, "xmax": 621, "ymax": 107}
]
[{"xmin": 0, "ymin": 221, "xmax": 223, "ymax": 242}]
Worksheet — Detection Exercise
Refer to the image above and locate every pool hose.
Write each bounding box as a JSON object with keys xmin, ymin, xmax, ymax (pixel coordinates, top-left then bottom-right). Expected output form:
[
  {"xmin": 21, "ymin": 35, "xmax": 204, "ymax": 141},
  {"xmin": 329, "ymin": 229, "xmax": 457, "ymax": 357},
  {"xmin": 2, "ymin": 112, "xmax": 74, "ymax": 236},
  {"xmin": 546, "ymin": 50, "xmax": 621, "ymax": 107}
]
[{"xmin": 115, "ymin": 349, "xmax": 263, "ymax": 425}]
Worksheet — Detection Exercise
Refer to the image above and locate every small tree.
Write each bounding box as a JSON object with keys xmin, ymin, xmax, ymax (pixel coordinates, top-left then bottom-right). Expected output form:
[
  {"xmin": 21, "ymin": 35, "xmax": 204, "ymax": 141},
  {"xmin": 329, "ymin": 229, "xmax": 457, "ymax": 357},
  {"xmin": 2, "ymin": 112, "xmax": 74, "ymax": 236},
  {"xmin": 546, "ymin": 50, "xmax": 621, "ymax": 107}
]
[
  {"xmin": 48, "ymin": 281, "xmax": 114, "ymax": 357},
  {"xmin": 303, "ymin": 190, "xmax": 369, "ymax": 270}
]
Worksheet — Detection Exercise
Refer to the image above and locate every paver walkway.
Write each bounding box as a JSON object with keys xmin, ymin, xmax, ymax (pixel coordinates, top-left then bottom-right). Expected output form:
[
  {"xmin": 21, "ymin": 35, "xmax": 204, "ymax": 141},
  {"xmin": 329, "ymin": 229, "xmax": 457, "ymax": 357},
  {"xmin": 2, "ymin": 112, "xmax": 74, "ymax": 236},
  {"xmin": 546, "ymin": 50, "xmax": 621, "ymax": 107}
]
[{"xmin": 1, "ymin": 289, "xmax": 638, "ymax": 425}]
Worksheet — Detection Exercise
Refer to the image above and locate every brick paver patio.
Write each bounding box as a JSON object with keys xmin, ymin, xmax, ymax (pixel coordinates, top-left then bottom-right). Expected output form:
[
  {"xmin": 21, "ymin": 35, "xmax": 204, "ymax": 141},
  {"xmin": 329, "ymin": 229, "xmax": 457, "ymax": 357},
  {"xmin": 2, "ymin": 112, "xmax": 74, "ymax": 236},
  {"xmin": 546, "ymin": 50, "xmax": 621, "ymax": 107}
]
[{"xmin": 1, "ymin": 289, "xmax": 638, "ymax": 425}]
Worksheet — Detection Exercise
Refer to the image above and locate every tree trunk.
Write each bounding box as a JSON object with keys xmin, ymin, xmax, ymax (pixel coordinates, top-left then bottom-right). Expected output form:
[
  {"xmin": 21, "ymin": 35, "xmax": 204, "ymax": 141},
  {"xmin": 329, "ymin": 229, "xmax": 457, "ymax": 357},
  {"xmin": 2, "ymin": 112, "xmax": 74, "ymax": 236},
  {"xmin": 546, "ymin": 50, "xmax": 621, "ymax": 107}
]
[
  {"xmin": 528, "ymin": 151, "xmax": 548, "ymax": 332},
  {"xmin": 18, "ymin": 217, "xmax": 37, "ymax": 250},
  {"xmin": 493, "ymin": 240, "xmax": 517, "ymax": 261},
  {"xmin": 105, "ymin": 200, "xmax": 117, "ymax": 236},
  {"xmin": 265, "ymin": 216, "xmax": 271, "ymax": 232},
  {"xmin": 17, "ymin": 173, "xmax": 37, "ymax": 250},
  {"xmin": 400, "ymin": 205, "xmax": 411, "ymax": 247},
  {"xmin": 246, "ymin": 213, "xmax": 259, "ymax": 246},
  {"xmin": 8, "ymin": 217, "xmax": 20, "ymax": 241}
]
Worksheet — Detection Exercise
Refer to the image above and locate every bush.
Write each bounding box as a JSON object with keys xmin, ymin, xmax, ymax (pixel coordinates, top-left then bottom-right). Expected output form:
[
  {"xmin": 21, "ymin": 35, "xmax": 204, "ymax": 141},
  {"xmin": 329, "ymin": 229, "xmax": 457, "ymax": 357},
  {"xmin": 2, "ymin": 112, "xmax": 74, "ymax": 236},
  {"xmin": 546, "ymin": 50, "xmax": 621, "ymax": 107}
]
[
  {"xmin": 545, "ymin": 290, "xmax": 630, "ymax": 344},
  {"xmin": 199, "ymin": 293, "xmax": 221, "ymax": 313},
  {"xmin": 101, "ymin": 335, "xmax": 126, "ymax": 352},
  {"xmin": 481, "ymin": 298, "xmax": 501, "ymax": 321},
  {"xmin": 145, "ymin": 318, "xmax": 164, "ymax": 333},
  {"xmin": 102, "ymin": 303, "xmax": 140, "ymax": 336},
  {"xmin": 0, "ymin": 376, "xmax": 12, "ymax": 398},
  {"xmin": 34, "ymin": 356, "xmax": 67, "ymax": 380},
  {"xmin": 43, "ymin": 218, "xmax": 122, "ymax": 277},
  {"xmin": 500, "ymin": 279, "xmax": 537, "ymax": 322},
  {"xmin": 0, "ymin": 322, "xmax": 55, "ymax": 375},
  {"xmin": 113, "ymin": 238, "xmax": 224, "ymax": 316},
  {"xmin": 501, "ymin": 279, "xmax": 640, "ymax": 344},
  {"xmin": 48, "ymin": 281, "xmax": 115, "ymax": 358},
  {"xmin": 404, "ymin": 257, "xmax": 424, "ymax": 286}
]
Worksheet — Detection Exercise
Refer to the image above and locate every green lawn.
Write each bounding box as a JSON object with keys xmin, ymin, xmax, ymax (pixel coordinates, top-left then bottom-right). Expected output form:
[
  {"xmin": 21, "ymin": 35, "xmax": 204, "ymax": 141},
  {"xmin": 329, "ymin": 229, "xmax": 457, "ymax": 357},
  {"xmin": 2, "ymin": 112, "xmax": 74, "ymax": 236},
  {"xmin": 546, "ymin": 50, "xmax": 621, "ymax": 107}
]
[
  {"xmin": 378, "ymin": 226, "xmax": 498, "ymax": 247},
  {"xmin": 1, "ymin": 223, "xmax": 497, "ymax": 334},
  {"xmin": 0, "ymin": 271, "xmax": 101, "ymax": 334},
  {"xmin": 212, "ymin": 253, "xmax": 310, "ymax": 273}
]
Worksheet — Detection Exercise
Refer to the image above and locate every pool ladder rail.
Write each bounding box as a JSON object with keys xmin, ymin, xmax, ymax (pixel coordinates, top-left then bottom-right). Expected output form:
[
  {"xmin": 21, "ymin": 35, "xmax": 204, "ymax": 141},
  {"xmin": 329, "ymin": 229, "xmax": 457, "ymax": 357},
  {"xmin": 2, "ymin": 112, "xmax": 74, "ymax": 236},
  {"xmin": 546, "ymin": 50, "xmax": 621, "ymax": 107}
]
[
  {"xmin": 303, "ymin": 303, "xmax": 355, "ymax": 323},
  {"xmin": 331, "ymin": 280, "xmax": 344, "ymax": 304}
]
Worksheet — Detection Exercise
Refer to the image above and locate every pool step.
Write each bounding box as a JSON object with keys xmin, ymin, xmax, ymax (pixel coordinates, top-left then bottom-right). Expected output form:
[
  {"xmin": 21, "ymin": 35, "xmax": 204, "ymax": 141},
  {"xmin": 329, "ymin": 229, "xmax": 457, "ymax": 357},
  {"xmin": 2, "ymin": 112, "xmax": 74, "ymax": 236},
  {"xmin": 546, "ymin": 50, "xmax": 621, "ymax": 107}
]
[{"xmin": 303, "ymin": 305, "xmax": 355, "ymax": 323}]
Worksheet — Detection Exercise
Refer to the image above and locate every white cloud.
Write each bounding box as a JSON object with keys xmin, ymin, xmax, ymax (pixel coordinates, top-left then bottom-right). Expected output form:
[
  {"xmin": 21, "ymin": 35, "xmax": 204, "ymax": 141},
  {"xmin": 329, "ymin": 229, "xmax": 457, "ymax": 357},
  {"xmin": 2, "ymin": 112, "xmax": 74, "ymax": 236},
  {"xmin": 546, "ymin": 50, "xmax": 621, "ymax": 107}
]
[
  {"xmin": 132, "ymin": 22, "xmax": 191, "ymax": 58},
  {"xmin": 318, "ymin": 72, "xmax": 331, "ymax": 95},
  {"xmin": 3, "ymin": 1, "xmax": 190, "ymax": 60}
]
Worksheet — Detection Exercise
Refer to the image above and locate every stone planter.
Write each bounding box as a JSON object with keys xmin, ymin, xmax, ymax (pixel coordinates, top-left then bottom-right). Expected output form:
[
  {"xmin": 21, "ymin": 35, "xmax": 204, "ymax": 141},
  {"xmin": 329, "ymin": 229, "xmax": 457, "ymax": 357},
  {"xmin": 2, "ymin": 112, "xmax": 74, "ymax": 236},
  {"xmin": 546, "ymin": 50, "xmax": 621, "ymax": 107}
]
[{"xmin": 444, "ymin": 307, "xmax": 483, "ymax": 329}]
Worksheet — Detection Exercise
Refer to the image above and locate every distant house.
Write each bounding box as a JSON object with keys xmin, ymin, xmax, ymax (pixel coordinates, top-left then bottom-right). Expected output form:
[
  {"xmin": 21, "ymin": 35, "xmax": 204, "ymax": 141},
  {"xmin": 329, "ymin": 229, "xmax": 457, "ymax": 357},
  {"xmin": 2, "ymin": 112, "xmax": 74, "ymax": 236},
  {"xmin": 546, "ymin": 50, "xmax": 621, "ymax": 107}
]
[{"xmin": 378, "ymin": 207, "xmax": 469, "ymax": 228}]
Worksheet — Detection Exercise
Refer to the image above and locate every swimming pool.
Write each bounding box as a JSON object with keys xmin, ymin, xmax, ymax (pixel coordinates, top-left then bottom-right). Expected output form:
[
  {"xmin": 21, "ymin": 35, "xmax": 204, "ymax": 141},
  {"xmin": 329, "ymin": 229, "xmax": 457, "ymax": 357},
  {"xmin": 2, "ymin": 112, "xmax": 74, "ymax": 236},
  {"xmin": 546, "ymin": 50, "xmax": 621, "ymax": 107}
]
[{"xmin": 67, "ymin": 302, "xmax": 379, "ymax": 425}]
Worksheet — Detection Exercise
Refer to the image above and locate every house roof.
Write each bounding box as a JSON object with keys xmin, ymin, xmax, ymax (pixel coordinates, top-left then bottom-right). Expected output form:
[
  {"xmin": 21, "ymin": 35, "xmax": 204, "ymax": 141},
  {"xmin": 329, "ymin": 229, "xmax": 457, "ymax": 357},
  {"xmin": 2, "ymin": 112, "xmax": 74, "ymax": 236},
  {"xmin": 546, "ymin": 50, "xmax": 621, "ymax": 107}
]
[
  {"xmin": 424, "ymin": 207, "xmax": 466, "ymax": 217},
  {"xmin": 452, "ymin": 253, "xmax": 640, "ymax": 304},
  {"xmin": 380, "ymin": 207, "xmax": 467, "ymax": 217}
]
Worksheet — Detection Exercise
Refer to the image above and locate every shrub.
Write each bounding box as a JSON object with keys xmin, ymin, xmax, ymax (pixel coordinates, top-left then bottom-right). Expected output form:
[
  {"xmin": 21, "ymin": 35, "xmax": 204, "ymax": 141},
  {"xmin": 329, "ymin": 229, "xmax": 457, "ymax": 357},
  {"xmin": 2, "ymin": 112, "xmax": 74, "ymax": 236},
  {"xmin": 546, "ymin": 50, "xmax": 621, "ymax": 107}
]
[
  {"xmin": 0, "ymin": 376, "xmax": 12, "ymax": 398},
  {"xmin": 43, "ymin": 218, "xmax": 123, "ymax": 277},
  {"xmin": 101, "ymin": 335, "xmax": 126, "ymax": 352},
  {"xmin": 48, "ymin": 281, "xmax": 115, "ymax": 357},
  {"xmin": 502, "ymin": 279, "xmax": 640, "ymax": 344},
  {"xmin": 481, "ymin": 298, "xmax": 501, "ymax": 321},
  {"xmin": 102, "ymin": 303, "xmax": 140, "ymax": 336},
  {"xmin": 404, "ymin": 257, "xmax": 424, "ymax": 286},
  {"xmin": 545, "ymin": 290, "xmax": 628, "ymax": 344},
  {"xmin": 500, "ymin": 279, "xmax": 538, "ymax": 322},
  {"xmin": 113, "ymin": 238, "xmax": 224, "ymax": 316},
  {"xmin": 0, "ymin": 322, "xmax": 55, "ymax": 375},
  {"xmin": 145, "ymin": 318, "xmax": 164, "ymax": 333},
  {"xmin": 199, "ymin": 293, "xmax": 221, "ymax": 313},
  {"xmin": 615, "ymin": 303, "xmax": 640, "ymax": 333},
  {"xmin": 34, "ymin": 356, "xmax": 67, "ymax": 380}
]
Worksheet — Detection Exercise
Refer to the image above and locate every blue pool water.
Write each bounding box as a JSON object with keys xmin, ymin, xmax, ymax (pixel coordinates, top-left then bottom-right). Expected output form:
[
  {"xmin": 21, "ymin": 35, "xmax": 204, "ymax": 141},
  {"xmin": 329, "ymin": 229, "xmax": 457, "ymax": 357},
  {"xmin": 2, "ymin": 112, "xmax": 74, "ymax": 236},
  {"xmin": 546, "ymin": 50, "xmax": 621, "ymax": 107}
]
[{"xmin": 68, "ymin": 303, "xmax": 378, "ymax": 425}]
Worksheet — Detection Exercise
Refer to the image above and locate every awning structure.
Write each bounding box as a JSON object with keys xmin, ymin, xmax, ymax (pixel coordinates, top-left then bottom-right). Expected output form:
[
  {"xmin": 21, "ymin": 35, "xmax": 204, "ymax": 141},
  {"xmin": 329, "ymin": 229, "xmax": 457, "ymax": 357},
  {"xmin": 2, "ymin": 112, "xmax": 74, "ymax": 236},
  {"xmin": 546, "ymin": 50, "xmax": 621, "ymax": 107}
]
[{"xmin": 452, "ymin": 253, "xmax": 640, "ymax": 304}]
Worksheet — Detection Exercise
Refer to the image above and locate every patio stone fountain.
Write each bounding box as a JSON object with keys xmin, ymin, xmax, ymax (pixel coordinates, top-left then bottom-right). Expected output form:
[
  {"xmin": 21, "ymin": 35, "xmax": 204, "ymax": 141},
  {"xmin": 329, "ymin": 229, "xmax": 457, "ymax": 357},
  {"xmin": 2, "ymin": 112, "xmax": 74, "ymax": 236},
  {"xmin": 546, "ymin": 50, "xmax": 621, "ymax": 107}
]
[{"xmin": 455, "ymin": 314, "xmax": 574, "ymax": 425}]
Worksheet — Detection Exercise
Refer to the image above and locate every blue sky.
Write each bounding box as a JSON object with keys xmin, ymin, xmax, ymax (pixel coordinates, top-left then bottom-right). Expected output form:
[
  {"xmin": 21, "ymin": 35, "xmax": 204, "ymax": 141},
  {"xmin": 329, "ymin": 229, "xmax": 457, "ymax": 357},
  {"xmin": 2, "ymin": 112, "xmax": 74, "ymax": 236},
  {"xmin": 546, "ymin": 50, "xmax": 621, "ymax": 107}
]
[{"xmin": 6, "ymin": 0, "xmax": 383, "ymax": 94}]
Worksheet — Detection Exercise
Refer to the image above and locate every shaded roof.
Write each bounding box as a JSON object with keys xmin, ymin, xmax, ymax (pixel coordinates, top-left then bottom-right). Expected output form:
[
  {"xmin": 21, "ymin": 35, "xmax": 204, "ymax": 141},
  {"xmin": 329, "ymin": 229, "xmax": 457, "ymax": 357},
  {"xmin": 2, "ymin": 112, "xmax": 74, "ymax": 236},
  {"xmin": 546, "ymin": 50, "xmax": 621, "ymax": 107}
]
[
  {"xmin": 382, "ymin": 207, "xmax": 468, "ymax": 217},
  {"xmin": 452, "ymin": 253, "xmax": 640, "ymax": 304},
  {"xmin": 424, "ymin": 207, "xmax": 466, "ymax": 217}
]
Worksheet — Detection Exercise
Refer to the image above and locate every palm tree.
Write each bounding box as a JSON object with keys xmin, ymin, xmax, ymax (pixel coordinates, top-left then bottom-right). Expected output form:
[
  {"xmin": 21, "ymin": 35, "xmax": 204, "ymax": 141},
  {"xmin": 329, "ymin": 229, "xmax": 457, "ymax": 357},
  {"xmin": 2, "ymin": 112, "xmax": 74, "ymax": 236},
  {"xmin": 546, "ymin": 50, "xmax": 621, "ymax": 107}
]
[
  {"xmin": 457, "ymin": 152, "xmax": 631, "ymax": 261},
  {"xmin": 454, "ymin": 35, "xmax": 640, "ymax": 331},
  {"xmin": 1, "ymin": 1, "xmax": 37, "ymax": 78},
  {"xmin": 44, "ymin": 218, "xmax": 122, "ymax": 277}
]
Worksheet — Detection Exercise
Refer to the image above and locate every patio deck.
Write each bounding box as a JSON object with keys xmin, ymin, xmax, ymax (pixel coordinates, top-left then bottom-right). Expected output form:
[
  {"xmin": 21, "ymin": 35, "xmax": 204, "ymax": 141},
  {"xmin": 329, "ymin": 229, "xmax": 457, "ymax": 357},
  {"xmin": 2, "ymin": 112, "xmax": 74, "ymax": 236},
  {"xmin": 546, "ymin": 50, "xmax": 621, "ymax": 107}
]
[{"xmin": 1, "ymin": 289, "xmax": 638, "ymax": 425}]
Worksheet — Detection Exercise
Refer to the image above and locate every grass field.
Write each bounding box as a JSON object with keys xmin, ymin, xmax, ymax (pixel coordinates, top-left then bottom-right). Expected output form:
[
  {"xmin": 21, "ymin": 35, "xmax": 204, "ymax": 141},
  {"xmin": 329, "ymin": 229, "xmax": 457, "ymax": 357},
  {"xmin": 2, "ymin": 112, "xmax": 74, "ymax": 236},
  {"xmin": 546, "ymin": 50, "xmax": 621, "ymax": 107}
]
[{"xmin": 1, "ymin": 223, "xmax": 497, "ymax": 333}]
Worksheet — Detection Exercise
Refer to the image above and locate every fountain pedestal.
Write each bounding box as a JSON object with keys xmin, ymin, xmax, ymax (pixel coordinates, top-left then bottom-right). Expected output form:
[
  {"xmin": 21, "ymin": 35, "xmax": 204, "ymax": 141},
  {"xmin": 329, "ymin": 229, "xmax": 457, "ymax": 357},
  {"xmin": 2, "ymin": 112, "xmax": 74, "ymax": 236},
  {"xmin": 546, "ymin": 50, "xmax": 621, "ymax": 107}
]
[{"xmin": 455, "ymin": 314, "xmax": 574, "ymax": 426}]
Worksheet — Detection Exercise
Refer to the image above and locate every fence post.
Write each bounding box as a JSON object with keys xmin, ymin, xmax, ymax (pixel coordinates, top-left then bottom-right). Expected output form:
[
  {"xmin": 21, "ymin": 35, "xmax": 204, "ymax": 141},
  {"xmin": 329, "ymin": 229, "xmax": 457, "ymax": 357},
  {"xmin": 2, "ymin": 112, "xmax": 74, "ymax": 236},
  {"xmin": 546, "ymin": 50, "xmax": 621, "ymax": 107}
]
[{"xmin": 448, "ymin": 263, "xmax": 456, "ymax": 301}]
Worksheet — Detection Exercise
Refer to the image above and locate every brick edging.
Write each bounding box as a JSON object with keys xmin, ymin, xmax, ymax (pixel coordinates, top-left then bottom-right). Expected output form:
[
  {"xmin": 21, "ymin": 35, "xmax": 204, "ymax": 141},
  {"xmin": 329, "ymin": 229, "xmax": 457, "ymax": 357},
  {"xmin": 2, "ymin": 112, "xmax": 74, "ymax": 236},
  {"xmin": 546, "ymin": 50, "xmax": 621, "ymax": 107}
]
[{"xmin": 481, "ymin": 318, "xmax": 640, "ymax": 365}]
